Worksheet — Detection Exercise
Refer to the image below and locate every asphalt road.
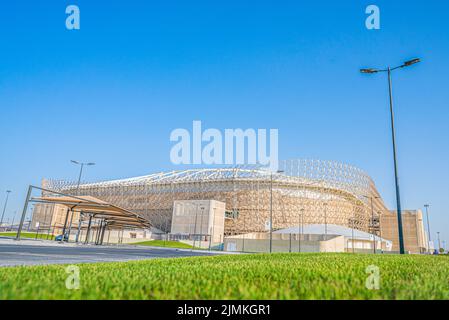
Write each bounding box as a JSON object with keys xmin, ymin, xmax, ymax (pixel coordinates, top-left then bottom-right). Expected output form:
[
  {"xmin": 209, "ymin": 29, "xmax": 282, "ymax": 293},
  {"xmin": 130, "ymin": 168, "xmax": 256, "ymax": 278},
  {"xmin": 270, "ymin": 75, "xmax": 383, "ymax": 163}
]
[{"xmin": 0, "ymin": 243, "xmax": 216, "ymax": 267}]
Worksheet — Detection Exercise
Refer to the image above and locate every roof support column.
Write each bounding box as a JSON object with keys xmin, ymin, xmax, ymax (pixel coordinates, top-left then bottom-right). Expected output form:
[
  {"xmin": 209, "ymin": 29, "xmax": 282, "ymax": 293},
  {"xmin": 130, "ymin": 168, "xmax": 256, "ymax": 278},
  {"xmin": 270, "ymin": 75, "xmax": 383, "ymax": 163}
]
[
  {"xmin": 75, "ymin": 212, "xmax": 83, "ymax": 243},
  {"xmin": 100, "ymin": 221, "xmax": 107, "ymax": 245},
  {"xmin": 66, "ymin": 210, "xmax": 75, "ymax": 243},
  {"xmin": 84, "ymin": 214, "xmax": 93, "ymax": 244},
  {"xmin": 61, "ymin": 208, "xmax": 71, "ymax": 242},
  {"xmin": 95, "ymin": 219, "xmax": 103, "ymax": 245}
]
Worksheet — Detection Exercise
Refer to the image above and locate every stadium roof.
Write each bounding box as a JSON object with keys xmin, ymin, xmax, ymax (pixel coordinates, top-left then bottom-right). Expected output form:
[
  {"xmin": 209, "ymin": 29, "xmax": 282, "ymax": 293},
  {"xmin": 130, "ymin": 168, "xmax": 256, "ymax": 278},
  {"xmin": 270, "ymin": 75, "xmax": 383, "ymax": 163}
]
[
  {"xmin": 62, "ymin": 167, "xmax": 317, "ymax": 187},
  {"xmin": 46, "ymin": 164, "xmax": 378, "ymax": 204},
  {"xmin": 48, "ymin": 160, "xmax": 373, "ymax": 192}
]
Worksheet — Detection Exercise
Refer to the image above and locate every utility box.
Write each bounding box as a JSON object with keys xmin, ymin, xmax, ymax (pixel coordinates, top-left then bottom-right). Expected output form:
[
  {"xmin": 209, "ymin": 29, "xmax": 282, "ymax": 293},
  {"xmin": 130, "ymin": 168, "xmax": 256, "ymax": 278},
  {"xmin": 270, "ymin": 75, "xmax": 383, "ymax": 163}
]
[{"xmin": 171, "ymin": 200, "xmax": 225, "ymax": 243}]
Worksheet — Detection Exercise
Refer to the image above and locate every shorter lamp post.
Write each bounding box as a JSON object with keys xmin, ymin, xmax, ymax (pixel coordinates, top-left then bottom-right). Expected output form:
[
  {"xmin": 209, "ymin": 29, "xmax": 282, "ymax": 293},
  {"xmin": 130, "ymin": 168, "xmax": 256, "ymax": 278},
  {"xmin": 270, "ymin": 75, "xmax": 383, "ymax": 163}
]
[
  {"xmin": 0, "ymin": 190, "xmax": 12, "ymax": 229},
  {"xmin": 363, "ymin": 195, "xmax": 380, "ymax": 253},
  {"xmin": 269, "ymin": 170, "xmax": 284, "ymax": 253},
  {"xmin": 299, "ymin": 208, "xmax": 304, "ymax": 253},
  {"xmin": 424, "ymin": 204, "xmax": 431, "ymax": 250},
  {"xmin": 71, "ymin": 160, "xmax": 95, "ymax": 194},
  {"xmin": 323, "ymin": 203, "xmax": 328, "ymax": 240}
]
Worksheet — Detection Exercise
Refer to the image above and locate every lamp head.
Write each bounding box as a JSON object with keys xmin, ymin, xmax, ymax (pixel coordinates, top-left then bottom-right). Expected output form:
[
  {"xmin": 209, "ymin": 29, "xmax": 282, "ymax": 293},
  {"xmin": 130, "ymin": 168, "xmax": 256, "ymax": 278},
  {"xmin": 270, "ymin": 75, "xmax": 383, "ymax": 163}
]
[
  {"xmin": 360, "ymin": 68, "xmax": 379, "ymax": 74},
  {"xmin": 404, "ymin": 58, "xmax": 421, "ymax": 67}
]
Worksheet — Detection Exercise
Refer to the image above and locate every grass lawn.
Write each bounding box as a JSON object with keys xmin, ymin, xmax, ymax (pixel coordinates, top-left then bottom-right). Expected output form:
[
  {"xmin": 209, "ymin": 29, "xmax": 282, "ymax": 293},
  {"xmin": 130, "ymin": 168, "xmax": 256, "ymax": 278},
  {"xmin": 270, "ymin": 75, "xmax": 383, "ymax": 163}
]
[
  {"xmin": 0, "ymin": 232, "xmax": 55, "ymax": 241},
  {"xmin": 1, "ymin": 253, "xmax": 448, "ymax": 300},
  {"xmin": 132, "ymin": 240, "xmax": 195, "ymax": 249}
]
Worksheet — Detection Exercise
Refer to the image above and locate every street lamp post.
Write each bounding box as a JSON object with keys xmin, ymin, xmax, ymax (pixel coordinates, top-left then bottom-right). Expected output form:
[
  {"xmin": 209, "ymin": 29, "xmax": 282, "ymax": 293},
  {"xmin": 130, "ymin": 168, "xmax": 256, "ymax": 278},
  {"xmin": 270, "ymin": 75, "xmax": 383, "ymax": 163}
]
[
  {"xmin": 199, "ymin": 206, "xmax": 205, "ymax": 249},
  {"xmin": 363, "ymin": 195, "xmax": 380, "ymax": 254},
  {"xmin": 360, "ymin": 58, "xmax": 421, "ymax": 254},
  {"xmin": 11, "ymin": 211, "xmax": 17, "ymax": 231},
  {"xmin": 270, "ymin": 173, "xmax": 273, "ymax": 253},
  {"xmin": 0, "ymin": 190, "xmax": 12, "ymax": 229},
  {"xmin": 324, "ymin": 203, "xmax": 328, "ymax": 240},
  {"xmin": 378, "ymin": 211, "xmax": 384, "ymax": 253},
  {"xmin": 270, "ymin": 170, "xmax": 284, "ymax": 253},
  {"xmin": 437, "ymin": 232, "xmax": 441, "ymax": 253},
  {"xmin": 209, "ymin": 207, "xmax": 216, "ymax": 251},
  {"xmin": 27, "ymin": 205, "xmax": 34, "ymax": 231},
  {"xmin": 71, "ymin": 160, "xmax": 96, "ymax": 194},
  {"xmin": 242, "ymin": 214, "xmax": 246, "ymax": 253},
  {"xmin": 68, "ymin": 160, "xmax": 95, "ymax": 242},
  {"xmin": 192, "ymin": 203, "xmax": 199, "ymax": 250},
  {"xmin": 352, "ymin": 207, "xmax": 356, "ymax": 253},
  {"xmin": 424, "ymin": 204, "xmax": 431, "ymax": 249},
  {"xmin": 299, "ymin": 208, "xmax": 304, "ymax": 253}
]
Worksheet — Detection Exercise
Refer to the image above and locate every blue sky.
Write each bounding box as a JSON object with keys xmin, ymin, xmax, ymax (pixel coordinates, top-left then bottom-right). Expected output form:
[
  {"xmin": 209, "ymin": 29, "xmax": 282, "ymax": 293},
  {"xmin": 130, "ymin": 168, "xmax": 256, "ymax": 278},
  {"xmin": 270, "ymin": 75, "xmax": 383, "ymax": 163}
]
[{"xmin": 0, "ymin": 1, "xmax": 448, "ymax": 245}]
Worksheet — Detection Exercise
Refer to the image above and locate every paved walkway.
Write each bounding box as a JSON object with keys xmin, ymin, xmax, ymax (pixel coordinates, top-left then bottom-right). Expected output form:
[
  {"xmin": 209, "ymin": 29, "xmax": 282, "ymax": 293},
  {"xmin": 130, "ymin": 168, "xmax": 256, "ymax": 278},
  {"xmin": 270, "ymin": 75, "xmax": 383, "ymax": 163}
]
[{"xmin": 0, "ymin": 239, "xmax": 219, "ymax": 267}]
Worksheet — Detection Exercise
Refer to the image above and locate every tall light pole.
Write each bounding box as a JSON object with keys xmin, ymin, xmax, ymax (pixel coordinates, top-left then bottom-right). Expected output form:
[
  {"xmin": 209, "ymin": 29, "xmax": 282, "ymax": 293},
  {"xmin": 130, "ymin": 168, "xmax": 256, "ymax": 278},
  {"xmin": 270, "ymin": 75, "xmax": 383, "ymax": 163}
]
[
  {"xmin": 192, "ymin": 203, "xmax": 200, "ymax": 250},
  {"xmin": 0, "ymin": 190, "xmax": 12, "ymax": 228},
  {"xmin": 71, "ymin": 160, "xmax": 95, "ymax": 194},
  {"xmin": 199, "ymin": 206, "xmax": 205, "ymax": 249},
  {"xmin": 361, "ymin": 58, "xmax": 421, "ymax": 254},
  {"xmin": 323, "ymin": 203, "xmax": 328, "ymax": 240},
  {"xmin": 70, "ymin": 160, "xmax": 95, "ymax": 242},
  {"xmin": 11, "ymin": 211, "xmax": 17, "ymax": 230},
  {"xmin": 363, "ymin": 195, "xmax": 380, "ymax": 253},
  {"xmin": 299, "ymin": 208, "xmax": 304, "ymax": 253},
  {"xmin": 27, "ymin": 204, "xmax": 34, "ymax": 231},
  {"xmin": 352, "ymin": 207, "xmax": 356, "ymax": 253},
  {"xmin": 270, "ymin": 170, "xmax": 284, "ymax": 253},
  {"xmin": 437, "ymin": 232, "xmax": 441, "ymax": 253},
  {"xmin": 378, "ymin": 211, "xmax": 384, "ymax": 253},
  {"xmin": 424, "ymin": 204, "xmax": 431, "ymax": 249}
]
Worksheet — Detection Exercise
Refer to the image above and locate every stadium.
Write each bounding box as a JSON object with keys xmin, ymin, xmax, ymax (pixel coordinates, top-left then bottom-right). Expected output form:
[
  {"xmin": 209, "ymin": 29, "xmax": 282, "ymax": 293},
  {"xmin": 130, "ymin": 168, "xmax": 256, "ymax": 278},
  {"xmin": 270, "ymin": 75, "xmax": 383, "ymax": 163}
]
[{"xmin": 41, "ymin": 159, "xmax": 388, "ymax": 238}]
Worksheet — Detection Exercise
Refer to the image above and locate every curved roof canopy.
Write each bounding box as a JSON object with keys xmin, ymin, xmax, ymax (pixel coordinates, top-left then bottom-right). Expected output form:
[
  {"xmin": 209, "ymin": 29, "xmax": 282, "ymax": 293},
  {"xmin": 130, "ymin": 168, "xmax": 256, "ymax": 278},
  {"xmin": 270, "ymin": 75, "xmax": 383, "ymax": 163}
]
[{"xmin": 33, "ymin": 195, "xmax": 151, "ymax": 229}]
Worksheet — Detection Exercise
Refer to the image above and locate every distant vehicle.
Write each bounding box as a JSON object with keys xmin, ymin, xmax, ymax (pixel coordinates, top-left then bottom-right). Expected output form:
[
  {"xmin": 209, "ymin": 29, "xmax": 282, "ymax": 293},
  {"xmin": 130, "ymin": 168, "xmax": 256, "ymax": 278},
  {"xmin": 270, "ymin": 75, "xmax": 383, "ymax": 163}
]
[{"xmin": 55, "ymin": 233, "xmax": 69, "ymax": 241}]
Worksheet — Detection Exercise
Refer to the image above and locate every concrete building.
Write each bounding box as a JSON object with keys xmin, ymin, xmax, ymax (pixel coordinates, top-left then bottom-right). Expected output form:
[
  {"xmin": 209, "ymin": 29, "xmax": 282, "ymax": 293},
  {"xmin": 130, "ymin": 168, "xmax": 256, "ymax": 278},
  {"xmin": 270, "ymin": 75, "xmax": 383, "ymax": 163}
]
[
  {"xmin": 380, "ymin": 210, "xmax": 428, "ymax": 254},
  {"xmin": 171, "ymin": 200, "xmax": 226, "ymax": 243}
]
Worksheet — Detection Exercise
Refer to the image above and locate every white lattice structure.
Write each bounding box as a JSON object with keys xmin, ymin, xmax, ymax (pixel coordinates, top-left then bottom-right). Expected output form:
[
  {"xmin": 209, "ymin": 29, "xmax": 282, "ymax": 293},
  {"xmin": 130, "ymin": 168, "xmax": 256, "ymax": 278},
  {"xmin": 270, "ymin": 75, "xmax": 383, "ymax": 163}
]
[{"xmin": 43, "ymin": 159, "xmax": 388, "ymax": 236}]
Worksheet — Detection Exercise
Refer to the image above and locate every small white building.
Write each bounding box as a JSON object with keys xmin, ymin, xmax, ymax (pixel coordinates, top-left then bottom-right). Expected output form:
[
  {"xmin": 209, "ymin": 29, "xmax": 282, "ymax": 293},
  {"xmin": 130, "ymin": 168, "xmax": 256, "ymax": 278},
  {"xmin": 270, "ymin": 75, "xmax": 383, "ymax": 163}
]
[
  {"xmin": 171, "ymin": 200, "xmax": 225, "ymax": 243},
  {"xmin": 275, "ymin": 224, "xmax": 392, "ymax": 252},
  {"xmin": 224, "ymin": 224, "xmax": 392, "ymax": 253}
]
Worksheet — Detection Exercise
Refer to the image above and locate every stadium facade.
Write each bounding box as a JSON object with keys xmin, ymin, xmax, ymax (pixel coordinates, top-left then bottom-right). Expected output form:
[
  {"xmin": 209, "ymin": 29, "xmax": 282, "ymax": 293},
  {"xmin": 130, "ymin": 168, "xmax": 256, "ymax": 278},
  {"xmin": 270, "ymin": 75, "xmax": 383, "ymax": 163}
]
[{"xmin": 35, "ymin": 159, "xmax": 428, "ymax": 253}]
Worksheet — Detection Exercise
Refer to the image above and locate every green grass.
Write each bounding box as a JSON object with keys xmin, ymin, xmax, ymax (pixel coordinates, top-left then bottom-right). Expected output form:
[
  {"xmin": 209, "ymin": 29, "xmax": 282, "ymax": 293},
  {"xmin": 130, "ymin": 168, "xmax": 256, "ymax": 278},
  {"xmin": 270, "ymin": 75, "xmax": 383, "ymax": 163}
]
[
  {"xmin": 0, "ymin": 232, "xmax": 55, "ymax": 241},
  {"xmin": 1, "ymin": 253, "xmax": 448, "ymax": 300},
  {"xmin": 132, "ymin": 240, "xmax": 195, "ymax": 249}
]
